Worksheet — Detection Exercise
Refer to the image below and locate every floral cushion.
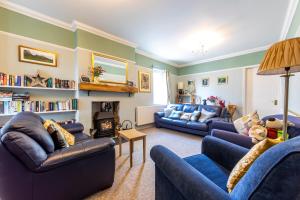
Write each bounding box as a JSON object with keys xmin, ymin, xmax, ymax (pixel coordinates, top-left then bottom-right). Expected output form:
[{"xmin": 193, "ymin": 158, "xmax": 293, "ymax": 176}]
[{"xmin": 234, "ymin": 111, "xmax": 260, "ymax": 136}]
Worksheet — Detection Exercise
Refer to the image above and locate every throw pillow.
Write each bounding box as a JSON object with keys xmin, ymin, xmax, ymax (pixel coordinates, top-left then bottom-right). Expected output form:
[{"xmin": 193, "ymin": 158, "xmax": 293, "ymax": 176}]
[
  {"xmin": 233, "ymin": 111, "xmax": 260, "ymax": 136},
  {"xmin": 44, "ymin": 120, "xmax": 75, "ymax": 146},
  {"xmin": 198, "ymin": 109, "xmax": 216, "ymax": 123},
  {"xmin": 227, "ymin": 137, "xmax": 283, "ymax": 192},
  {"xmin": 190, "ymin": 111, "xmax": 201, "ymax": 121},
  {"xmin": 164, "ymin": 107, "xmax": 175, "ymax": 118},
  {"xmin": 180, "ymin": 113, "xmax": 192, "ymax": 120},
  {"xmin": 47, "ymin": 124, "xmax": 69, "ymax": 149},
  {"xmin": 168, "ymin": 110, "xmax": 183, "ymax": 119}
]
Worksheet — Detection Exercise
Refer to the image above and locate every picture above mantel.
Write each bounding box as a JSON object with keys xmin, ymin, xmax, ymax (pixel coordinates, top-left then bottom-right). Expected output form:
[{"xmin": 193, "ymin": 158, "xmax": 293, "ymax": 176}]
[{"xmin": 79, "ymin": 82, "xmax": 138, "ymax": 96}]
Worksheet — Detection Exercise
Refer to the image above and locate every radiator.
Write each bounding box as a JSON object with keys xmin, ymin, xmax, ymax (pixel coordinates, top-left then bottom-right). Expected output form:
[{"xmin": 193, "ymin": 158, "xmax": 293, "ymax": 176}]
[{"xmin": 136, "ymin": 105, "xmax": 165, "ymax": 126}]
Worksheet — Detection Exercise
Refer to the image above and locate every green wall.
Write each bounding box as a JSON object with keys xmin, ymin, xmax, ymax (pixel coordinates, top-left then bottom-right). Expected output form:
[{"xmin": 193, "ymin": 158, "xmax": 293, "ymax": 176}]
[
  {"xmin": 0, "ymin": 7, "xmax": 75, "ymax": 48},
  {"xmin": 75, "ymin": 29, "xmax": 136, "ymax": 61},
  {"xmin": 178, "ymin": 51, "xmax": 266, "ymax": 75},
  {"xmin": 0, "ymin": 6, "xmax": 176, "ymax": 72},
  {"xmin": 135, "ymin": 53, "xmax": 178, "ymax": 75},
  {"xmin": 287, "ymin": 1, "xmax": 300, "ymax": 38}
]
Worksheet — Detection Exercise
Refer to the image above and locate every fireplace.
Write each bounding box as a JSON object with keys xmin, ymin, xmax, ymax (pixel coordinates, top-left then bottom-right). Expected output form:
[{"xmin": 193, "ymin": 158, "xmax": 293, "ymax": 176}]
[{"xmin": 92, "ymin": 101, "xmax": 119, "ymax": 138}]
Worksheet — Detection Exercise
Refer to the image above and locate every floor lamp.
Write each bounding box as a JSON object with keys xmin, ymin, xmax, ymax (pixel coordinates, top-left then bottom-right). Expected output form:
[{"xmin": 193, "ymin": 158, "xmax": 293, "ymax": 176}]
[{"xmin": 257, "ymin": 37, "xmax": 300, "ymax": 141}]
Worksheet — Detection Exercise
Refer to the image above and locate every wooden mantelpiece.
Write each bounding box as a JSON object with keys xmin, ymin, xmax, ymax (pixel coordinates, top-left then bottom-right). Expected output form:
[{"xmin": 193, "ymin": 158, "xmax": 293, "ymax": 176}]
[{"xmin": 79, "ymin": 82, "xmax": 138, "ymax": 96}]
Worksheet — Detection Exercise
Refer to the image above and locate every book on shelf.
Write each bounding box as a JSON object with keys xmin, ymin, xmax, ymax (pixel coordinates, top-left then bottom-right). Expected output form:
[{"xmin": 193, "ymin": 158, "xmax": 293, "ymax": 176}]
[
  {"xmin": 0, "ymin": 73, "xmax": 22, "ymax": 86},
  {"xmin": 0, "ymin": 99, "xmax": 78, "ymax": 115},
  {"xmin": 0, "ymin": 72, "xmax": 75, "ymax": 89}
]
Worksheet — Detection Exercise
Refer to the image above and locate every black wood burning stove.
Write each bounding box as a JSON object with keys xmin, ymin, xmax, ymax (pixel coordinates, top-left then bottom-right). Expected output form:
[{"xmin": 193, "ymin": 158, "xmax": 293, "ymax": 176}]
[{"xmin": 93, "ymin": 112, "xmax": 115, "ymax": 138}]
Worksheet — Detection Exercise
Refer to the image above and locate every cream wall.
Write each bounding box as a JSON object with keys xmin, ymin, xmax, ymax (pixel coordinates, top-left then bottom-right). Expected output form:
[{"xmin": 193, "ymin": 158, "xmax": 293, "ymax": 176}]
[
  {"xmin": 0, "ymin": 32, "xmax": 178, "ymax": 128},
  {"xmin": 177, "ymin": 68, "xmax": 244, "ymax": 119},
  {"xmin": 0, "ymin": 32, "xmax": 76, "ymax": 125},
  {"xmin": 75, "ymin": 48, "xmax": 177, "ymax": 133}
]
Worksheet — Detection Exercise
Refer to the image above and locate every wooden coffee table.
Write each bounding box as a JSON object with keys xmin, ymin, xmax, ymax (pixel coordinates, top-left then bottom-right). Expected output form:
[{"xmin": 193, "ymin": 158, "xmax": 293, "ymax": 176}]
[{"xmin": 118, "ymin": 129, "xmax": 147, "ymax": 167}]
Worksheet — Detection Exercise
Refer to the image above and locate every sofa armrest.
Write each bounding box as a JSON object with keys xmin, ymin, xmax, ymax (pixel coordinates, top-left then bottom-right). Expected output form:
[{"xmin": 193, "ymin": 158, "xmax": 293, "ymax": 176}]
[
  {"xmin": 202, "ymin": 136, "xmax": 249, "ymax": 171},
  {"xmin": 211, "ymin": 129, "xmax": 254, "ymax": 149},
  {"xmin": 211, "ymin": 121, "xmax": 237, "ymax": 133},
  {"xmin": 60, "ymin": 123, "xmax": 84, "ymax": 134},
  {"xmin": 155, "ymin": 112, "xmax": 165, "ymax": 118},
  {"xmin": 150, "ymin": 145, "xmax": 230, "ymax": 200},
  {"xmin": 38, "ymin": 138, "xmax": 115, "ymax": 172}
]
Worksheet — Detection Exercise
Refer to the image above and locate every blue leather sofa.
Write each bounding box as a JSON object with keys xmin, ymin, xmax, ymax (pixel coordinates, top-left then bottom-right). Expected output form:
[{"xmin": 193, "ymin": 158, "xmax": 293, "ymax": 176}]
[
  {"xmin": 211, "ymin": 114, "xmax": 300, "ymax": 149},
  {"xmin": 155, "ymin": 104, "xmax": 225, "ymax": 136},
  {"xmin": 151, "ymin": 135, "xmax": 300, "ymax": 200},
  {"xmin": 0, "ymin": 112, "xmax": 115, "ymax": 200}
]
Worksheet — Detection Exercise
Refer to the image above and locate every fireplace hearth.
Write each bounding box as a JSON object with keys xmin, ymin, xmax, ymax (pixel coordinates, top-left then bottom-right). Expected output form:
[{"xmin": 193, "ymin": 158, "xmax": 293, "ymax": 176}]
[{"xmin": 92, "ymin": 101, "xmax": 119, "ymax": 138}]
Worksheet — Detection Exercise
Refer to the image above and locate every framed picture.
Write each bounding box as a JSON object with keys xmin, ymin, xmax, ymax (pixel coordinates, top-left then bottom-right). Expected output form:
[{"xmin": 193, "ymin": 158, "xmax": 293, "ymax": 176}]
[
  {"xmin": 19, "ymin": 45, "xmax": 57, "ymax": 67},
  {"xmin": 217, "ymin": 76, "xmax": 228, "ymax": 85},
  {"xmin": 201, "ymin": 78, "xmax": 209, "ymax": 87},
  {"xmin": 138, "ymin": 71, "xmax": 151, "ymax": 92}
]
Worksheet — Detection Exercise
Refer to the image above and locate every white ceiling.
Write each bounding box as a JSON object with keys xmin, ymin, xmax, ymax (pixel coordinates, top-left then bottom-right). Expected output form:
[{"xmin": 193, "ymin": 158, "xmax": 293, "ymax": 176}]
[{"xmin": 8, "ymin": 0, "xmax": 291, "ymax": 66}]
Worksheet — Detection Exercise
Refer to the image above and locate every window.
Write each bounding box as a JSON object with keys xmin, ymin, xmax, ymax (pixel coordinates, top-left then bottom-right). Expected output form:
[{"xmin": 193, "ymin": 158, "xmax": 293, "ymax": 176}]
[{"xmin": 153, "ymin": 69, "xmax": 168, "ymax": 105}]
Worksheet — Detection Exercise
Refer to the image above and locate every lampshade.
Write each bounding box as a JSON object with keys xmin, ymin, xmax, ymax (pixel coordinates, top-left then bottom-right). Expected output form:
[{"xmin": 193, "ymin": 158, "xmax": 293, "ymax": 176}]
[
  {"xmin": 178, "ymin": 82, "xmax": 184, "ymax": 89},
  {"xmin": 257, "ymin": 37, "xmax": 300, "ymax": 75}
]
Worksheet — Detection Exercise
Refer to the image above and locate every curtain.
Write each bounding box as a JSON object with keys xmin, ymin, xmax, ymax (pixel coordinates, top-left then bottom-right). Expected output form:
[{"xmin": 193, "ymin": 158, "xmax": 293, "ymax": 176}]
[{"xmin": 166, "ymin": 70, "xmax": 171, "ymax": 104}]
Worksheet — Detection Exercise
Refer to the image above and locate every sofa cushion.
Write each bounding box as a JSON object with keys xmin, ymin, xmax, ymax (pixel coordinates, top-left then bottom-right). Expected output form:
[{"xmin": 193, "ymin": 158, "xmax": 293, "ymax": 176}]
[
  {"xmin": 164, "ymin": 107, "xmax": 175, "ymax": 117},
  {"xmin": 180, "ymin": 113, "xmax": 192, "ymax": 120},
  {"xmin": 1, "ymin": 131, "xmax": 48, "ymax": 170},
  {"xmin": 184, "ymin": 154, "xmax": 229, "ymax": 191},
  {"xmin": 198, "ymin": 105, "xmax": 222, "ymax": 117},
  {"xmin": 227, "ymin": 137, "xmax": 282, "ymax": 192},
  {"xmin": 187, "ymin": 121, "xmax": 208, "ymax": 131},
  {"xmin": 44, "ymin": 120, "xmax": 75, "ymax": 146},
  {"xmin": 183, "ymin": 105, "xmax": 198, "ymax": 113},
  {"xmin": 190, "ymin": 111, "xmax": 201, "ymax": 121},
  {"xmin": 168, "ymin": 110, "xmax": 183, "ymax": 119},
  {"xmin": 199, "ymin": 109, "xmax": 216, "ymax": 123},
  {"xmin": 1, "ymin": 112, "xmax": 55, "ymax": 153}
]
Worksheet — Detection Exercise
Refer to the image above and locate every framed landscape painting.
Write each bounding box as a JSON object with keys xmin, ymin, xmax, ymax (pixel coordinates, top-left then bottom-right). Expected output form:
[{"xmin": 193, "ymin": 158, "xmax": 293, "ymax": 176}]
[
  {"xmin": 138, "ymin": 71, "xmax": 151, "ymax": 92},
  {"xmin": 217, "ymin": 76, "xmax": 228, "ymax": 85},
  {"xmin": 19, "ymin": 45, "xmax": 57, "ymax": 67}
]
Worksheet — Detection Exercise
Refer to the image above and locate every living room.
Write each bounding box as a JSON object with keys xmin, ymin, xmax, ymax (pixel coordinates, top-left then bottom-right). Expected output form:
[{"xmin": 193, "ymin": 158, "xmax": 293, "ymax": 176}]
[{"xmin": 0, "ymin": 0, "xmax": 300, "ymax": 200}]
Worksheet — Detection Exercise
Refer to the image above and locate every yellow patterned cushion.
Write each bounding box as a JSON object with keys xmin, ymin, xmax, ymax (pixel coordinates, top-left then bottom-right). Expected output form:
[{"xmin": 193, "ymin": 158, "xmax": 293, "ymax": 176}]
[
  {"xmin": 43, "ymin": 120, "xmax": 75, "ymax": 146},
  {"xmin": 227, "ymin": 137, "xmax": 283, "ymax": 192}
]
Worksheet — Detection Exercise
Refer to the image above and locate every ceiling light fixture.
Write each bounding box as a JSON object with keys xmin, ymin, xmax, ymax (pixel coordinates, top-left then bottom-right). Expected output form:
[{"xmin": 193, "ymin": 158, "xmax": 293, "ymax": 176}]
[{"xmin": 181, "ymin": 30, "xmax": 223, "ymax": 55}]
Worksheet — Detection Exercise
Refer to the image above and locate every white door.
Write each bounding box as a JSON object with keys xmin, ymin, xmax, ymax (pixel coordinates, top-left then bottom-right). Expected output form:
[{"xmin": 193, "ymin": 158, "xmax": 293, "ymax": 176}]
[{"xmin": 245, "ymin": 67, "xmax": 282, "ymax": 117}]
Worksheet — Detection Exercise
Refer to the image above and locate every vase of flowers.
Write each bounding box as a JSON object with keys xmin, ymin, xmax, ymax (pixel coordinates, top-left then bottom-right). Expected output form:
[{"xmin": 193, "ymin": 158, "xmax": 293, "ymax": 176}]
[
  {"xmin": 90, "ymin": 66, "xmax": 105, "ymax": 83},
  {"xmin": 207, "ymin": 96, "xmax": 225, "ymax": 108}
]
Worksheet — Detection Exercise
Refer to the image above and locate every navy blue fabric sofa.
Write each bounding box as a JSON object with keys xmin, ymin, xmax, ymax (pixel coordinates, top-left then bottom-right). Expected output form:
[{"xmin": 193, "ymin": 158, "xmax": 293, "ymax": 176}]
[
  {"xmin": 155, "ymin": 104, "xmax": 225, "ymax": 136},
  {"xmin": 211, "ymin": 114, "xmax": 300, "ymax": 149},
  {"xmin": 0, "ymin": 112, "xmax": 115, "ymax": 200},
  {"xmin": 151, "ymin": 135, "xmax": 300, "ymax": 200}
]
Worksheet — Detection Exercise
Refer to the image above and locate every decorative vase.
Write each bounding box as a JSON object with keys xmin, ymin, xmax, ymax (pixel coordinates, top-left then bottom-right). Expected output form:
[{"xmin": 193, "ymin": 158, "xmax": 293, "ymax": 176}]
[{"xmin": 94, "ymin": 76, "xmax": 101, "ymax": 84}]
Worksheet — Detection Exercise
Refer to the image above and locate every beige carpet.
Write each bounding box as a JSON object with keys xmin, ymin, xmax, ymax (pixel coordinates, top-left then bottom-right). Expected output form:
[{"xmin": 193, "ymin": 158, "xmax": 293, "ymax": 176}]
[{"xmin": 87, "ymin": 127, "xmax": 203, "ymax": 200}]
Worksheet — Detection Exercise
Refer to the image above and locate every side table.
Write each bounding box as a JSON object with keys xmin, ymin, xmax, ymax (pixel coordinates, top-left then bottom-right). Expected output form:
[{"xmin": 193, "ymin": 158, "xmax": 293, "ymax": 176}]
[{"xmin": 118, "ymin": 129, "xmax": 147, "ymax": 168}]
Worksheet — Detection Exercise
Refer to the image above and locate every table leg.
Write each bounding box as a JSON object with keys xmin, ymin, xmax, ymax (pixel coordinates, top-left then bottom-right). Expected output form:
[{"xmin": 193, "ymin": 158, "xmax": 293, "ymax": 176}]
[
  {"xmin": 130, "ymin": 140, "xmax": 133, "ymax": 168},
  {"xmin": 143, "ymin": 137, "xmax": 146, "ymax": 163},
  {"xmin": 119, "ymin": 136, "xmax": 122, "ymax": 157}
]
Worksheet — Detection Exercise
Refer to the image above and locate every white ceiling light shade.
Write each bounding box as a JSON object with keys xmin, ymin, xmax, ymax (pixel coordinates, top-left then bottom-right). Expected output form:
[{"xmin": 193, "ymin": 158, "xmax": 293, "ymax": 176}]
[{"xmin": 180, "ymin": 30, "xmax": 224, "ymax": 54}]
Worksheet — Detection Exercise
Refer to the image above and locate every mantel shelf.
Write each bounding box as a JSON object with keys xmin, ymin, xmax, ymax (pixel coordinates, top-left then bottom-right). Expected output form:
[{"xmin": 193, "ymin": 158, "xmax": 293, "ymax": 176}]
[{"xmin": 79, "ymin": 82, "xmax": 138, "ymax": 96}]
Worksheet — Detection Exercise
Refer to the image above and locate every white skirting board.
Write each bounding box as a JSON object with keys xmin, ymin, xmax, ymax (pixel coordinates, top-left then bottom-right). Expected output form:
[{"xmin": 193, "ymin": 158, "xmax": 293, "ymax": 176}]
[{"xmin": 135, "ymin": 105, "xmax": 165, "ymax": 126}]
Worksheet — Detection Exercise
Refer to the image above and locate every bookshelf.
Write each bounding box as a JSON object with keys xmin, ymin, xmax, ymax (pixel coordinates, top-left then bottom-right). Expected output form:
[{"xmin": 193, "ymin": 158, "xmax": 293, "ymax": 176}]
[
  {"xmin": 0, "ymin": 85, "xmax": 76, "ymax": 91},
  {"xmin": 0, "ymin": 110, "xmax": 77, "ymax": 117}
]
